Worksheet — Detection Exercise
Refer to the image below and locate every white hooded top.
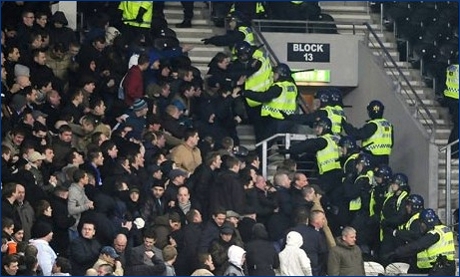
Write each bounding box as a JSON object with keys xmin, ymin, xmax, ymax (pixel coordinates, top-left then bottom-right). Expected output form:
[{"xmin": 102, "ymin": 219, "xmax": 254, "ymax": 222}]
[
  {"xmin": 279, "ymin": 231, "xmax": 312, "ymax": 276},
  {"xmin": 228, "ymin": 245, "xmax": 246, "ymax": 268}
]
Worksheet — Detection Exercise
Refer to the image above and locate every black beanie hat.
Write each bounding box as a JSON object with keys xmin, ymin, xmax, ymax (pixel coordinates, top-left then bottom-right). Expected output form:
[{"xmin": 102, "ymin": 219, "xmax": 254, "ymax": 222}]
[{"xmin": 32, "ymin": 222, "xmax": 53, "ymax": 238}]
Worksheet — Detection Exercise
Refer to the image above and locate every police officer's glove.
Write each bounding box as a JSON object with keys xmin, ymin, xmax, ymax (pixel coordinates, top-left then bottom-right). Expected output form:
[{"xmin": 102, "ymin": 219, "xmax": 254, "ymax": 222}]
[
  {"xmin": 279, "ymin": 110, "xmax": 291, "ymax": 120},
  {"xmin": 201, "ymin": 38, "xmax": 211, "ymax": 45},
  {"xmin": 135, "ymin": 7, "xmax": 147, "ymax": 23}
]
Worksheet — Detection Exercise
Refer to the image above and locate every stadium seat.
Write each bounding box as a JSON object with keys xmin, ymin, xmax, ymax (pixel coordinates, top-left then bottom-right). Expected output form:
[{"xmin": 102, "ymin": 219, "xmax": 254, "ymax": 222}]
[
  {"xmin": 364, "ymin": 261, "xmax": 385, "ymax": 276},
  {"xmin": 385, "ymin": 262, "xmax": 410, "ymax": 275}
]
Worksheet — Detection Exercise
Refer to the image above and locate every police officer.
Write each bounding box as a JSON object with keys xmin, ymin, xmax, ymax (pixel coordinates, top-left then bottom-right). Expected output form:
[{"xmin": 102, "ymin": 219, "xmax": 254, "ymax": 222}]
[
  {"xmin": 231, "ymin": 41, "xmax": 273, "ymax": 143},
  {"xmin": 385, "ymin": 208, "xmax": 456, "ymax": 275},
  {"xmin": 443, "ymin": 63, "xmax": 459, "ymax": 158},
  {"xmin": 175, "ymin": 1, "xmax": 194, "ymax": 28},
  {"xmin": 338, "ymin": 135, "xmax": 360, "ymax": 181},
  {"xmin": 345, "ymin": 153, "xmax": 375, "ymax": 254},
  {"xmin": 118, "ymin": 1, "xmax": 153, "ymax": 45},
  {"xmin": 368, "ymin": 164, "xmax": 393, "ymax": 260},
  {"xmin": 228, "ymin": 2, "xmax": 267, "ymax": 21},
  {"xmin": 394, "ymin": 194, "xmax": 425, "ymax": 244},
  {"xmin": 241, "ymin": 63, "xmax": 298, "ymax": 142},
  {"xmin": 343, "ymin": 100, "xmax": 393, "ymax": 165},
  {"xmin": 379, "ymin": 173, "xmax": 410, "ymax": 265},
  {"xmin": 202, "ymin": 11, "xmax": 255, "ymax": 60},
  {"xmin": 283, "ymin": 88, "xmax": 345, "ymax": 136},
  {"xmin": 285, "ymin": 117, "xmax": 342, "ymax": 201}
]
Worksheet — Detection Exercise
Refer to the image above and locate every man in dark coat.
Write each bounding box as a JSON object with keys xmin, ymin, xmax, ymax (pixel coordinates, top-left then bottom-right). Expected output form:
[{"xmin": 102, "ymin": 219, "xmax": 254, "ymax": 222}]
[
  {"xmin": 198, "ymin": 208, "xmax": 227, "ymax": 253},
  {"xmin": 174, "ymin": 209, "xmax": 203, "ymax": 275},
  {"xmin": 189, "ymin": 151, "xmax": 221, "ymax": 221},
  {"xmin": 209, "ymin": 155, "xmax": 245, "ymax": 214},
  {"xmin": 69, "ymin": 222, "xmax": 102, "ymax": 276},
  {"xmin": 245, "ymin": 223, "xmax": 280, "ymax": 276},
  {"xmin": 303, "ymin": 210, "xmax": 329, "ymax": 276},
  {"xmin": 49, "ymin": 186, "xmax": 76, "ymax": 258}
]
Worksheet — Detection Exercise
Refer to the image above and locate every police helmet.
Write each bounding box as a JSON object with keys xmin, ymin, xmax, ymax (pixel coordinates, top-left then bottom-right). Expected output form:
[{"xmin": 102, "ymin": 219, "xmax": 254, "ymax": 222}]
[
  {"xmin": 274, "ymin": 63, "xmax": 291, "ymax": 79},
  {"xmin": 338, "ymin": 136, "xmax": 357, "ymax": 151},
  {"xmin": 420, "ymin": 208, "xmax": 440, "ymax": 229},
  {"xmin": 228, "ymin": 11, "xmax": 250, "ymax": 26},
  {"xmin": 406, "ymin": 194, "xmax": 424, "ymax": 211},
  {"xmin": 391, "ymin": 173, "xmax": 409, "ymax": 189},
  {"xmin": 314, "ymin": 117, "xmax": 332, "ymax": 134},
  {"xmin": 356, "ymin": 153, "xmax": 372, "ymax": 167},
  {"xmin": 367, "ymin": 100, "xmax": 384, "ymax": 119},
  {"xmin": 235, "ymin": 41, "xmax": 253, "ymax": 61},
  {"xmin": 329, "ymin": 88, "xmax": 343, "ymax": 106},
  {"xmin": 314, "ymin": 89, "xmax": 330, "ymax": 107},
  {"xmin": 373, "ymin": 164, "xmax": 393, "ymax": 182}
]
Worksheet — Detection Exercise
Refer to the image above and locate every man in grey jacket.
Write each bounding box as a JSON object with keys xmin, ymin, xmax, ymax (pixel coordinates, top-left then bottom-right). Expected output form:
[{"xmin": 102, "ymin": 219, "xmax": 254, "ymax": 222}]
[{"xmin": 67, "ymin": 169, "xmax": 94, "ymax": 240}]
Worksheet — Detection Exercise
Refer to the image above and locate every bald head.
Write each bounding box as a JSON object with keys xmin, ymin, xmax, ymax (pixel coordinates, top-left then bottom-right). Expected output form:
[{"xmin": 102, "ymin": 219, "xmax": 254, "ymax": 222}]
[{"xmin": 113, "ymin": 233, "xmax": 127, "ymax": 253}]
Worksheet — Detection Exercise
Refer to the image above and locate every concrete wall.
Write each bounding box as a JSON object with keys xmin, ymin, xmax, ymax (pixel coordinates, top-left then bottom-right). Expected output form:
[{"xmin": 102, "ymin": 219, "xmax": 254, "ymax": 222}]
[
  {"xmin": 344, "ymin": 42, "xmax": 438, "ymax": 208},
  {"xmin": 260, "ymin": 32, "xmax": 361, "ymax": 86}
]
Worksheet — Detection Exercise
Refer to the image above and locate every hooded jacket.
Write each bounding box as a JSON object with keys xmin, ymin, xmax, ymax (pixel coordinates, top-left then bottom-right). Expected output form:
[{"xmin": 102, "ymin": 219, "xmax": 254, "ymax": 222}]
[
  {"xmin": 279, "ymin": 231, "xmax": 312, "ymax": 276},
  {"xmin": 224, "ymin": 245, "xmax": 246, "ymax": 276}
]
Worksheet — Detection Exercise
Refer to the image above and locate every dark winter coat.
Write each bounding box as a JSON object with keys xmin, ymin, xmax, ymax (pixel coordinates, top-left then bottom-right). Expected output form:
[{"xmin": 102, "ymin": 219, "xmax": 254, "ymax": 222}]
[
  {"xmin": 69, "ymin": 236, "xmax": 102, "ymax": 276},
  {"xmin": 49, "ymin": 194, "xmax": 76, "ymax": 258},
  {"xmin": 245, "ymin": 225, "xmax": 279, "ymax": 276}
]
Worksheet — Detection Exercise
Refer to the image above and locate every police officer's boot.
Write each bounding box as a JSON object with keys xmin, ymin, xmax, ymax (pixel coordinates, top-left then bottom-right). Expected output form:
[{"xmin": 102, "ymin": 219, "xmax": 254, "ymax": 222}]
[{"xmin": 175, "ymin": 19, "xmax": 192, "ymax": 28}]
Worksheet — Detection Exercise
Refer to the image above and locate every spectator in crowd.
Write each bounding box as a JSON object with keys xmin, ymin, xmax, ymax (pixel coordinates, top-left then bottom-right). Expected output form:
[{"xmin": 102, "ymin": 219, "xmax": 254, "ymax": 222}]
[
  {"xmin": 130, "ymin": 228, "xmax": 165, "ymax": 267},
  {"xmin": 69, "ymin": 221, "xmax": 101, "ymax": 276},
  {"xmin": 170, "ymin": 128, "xmax": 202, "ymax": 174},
  {"xmin": 49, "ymin": 185, "xmax": 75, "ymax": 258},
  {"xmin": 162, "ymin": 245, "xmax": 178, "ymax": 276},
  {"xmin": 13, "ymin": 183, "xmax": 35, "ymax": 243},
  {"xmin": 199, "ymin": 208, "xmax": 227, "ymax": 253},
  {"xmin": 51, "ymin": 256, "xmax": 72, "ymax": 276},
  {"xmin": 2, "ymin": 254, "xmax": 20, "ymax": 276},
  {"xmin": 279, "ymin": 231, "xmax": 312, "ymax": 276},
  {"xmin": 174, "ymin": 209, "xmax": 203, "ymax": 275},
  {"xmin": 223, "ymin": 245, "xmax": 246, "ymax": 276},
  {"xmin": 68, "ymin": 169, "xmax": 94, "ymax": 240},
  {"xmin": 245, "ymin": 223, "xmax": 279, "ymax": 276},
  {"xmin": 327, "ymin": 226, "xmax": 365, "ymax": 275},
  {"xmin": 191, "ymin": 252, "xmax": 215, "ymax": 276},
  {"xmin": 29, "ymin": 222, "xmax": 56, "ymax": 276},
  {"xmin": 92, "ymin": 246, "xmax": 124, "ymax": 276}
]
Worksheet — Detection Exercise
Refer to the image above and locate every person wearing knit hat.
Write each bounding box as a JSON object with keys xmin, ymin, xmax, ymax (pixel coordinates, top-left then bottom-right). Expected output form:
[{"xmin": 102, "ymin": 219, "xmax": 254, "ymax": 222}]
[
  {"xmin": 30, "ymin": 222, "xmax": 57, "ymax": 276},
  {"xmin": 119, "ymin": 98, "xmax": 149, "ymax": 141},
  {"xmin": 132, "ymin": 98, "xmax": 148, "ymax": 113}
]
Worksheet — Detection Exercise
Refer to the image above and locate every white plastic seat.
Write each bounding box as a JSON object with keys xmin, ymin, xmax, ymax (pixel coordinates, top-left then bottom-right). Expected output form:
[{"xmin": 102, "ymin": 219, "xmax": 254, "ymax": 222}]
[
  {"xmin": 364, "ymin": 261, "xmax": 385, "ymax": 276},
  {"xmin": 385, "ymin": 262, "xmax": 410, "ymax": 275}
]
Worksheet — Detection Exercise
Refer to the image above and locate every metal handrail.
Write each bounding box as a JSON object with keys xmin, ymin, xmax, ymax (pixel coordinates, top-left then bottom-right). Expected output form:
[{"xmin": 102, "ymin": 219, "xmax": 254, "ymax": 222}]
[
  {"xmin": 255, "ymin": 133, "xmax": 316, "ymax": 178},
  {"xmin": 364, "ymin": 22, "xmax": 438, "ymax": 141},
  {"xmin": 439, "ymin": 139, "xmax": 459, "ymax": 227}
]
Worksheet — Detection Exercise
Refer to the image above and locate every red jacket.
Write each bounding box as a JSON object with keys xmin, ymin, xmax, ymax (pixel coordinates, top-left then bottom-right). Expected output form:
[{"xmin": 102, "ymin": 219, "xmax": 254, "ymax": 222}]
[{"xmin": 123, "ymin": 65, "xmax": 144, "ymax": 106}]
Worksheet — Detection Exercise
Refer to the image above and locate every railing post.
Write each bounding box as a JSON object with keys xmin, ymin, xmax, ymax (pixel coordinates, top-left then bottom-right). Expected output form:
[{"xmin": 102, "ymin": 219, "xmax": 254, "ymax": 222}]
[
  {"xmin": 380, "ymin": 3, "xmax": 384, "ymax": 33},
  {"xmin": 262, "ymin": 141, "xmax": 268, "ymax": 179},
  {"xmin": 446, "ymin": 145, "xmax": 452, "ymax": 227}
]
